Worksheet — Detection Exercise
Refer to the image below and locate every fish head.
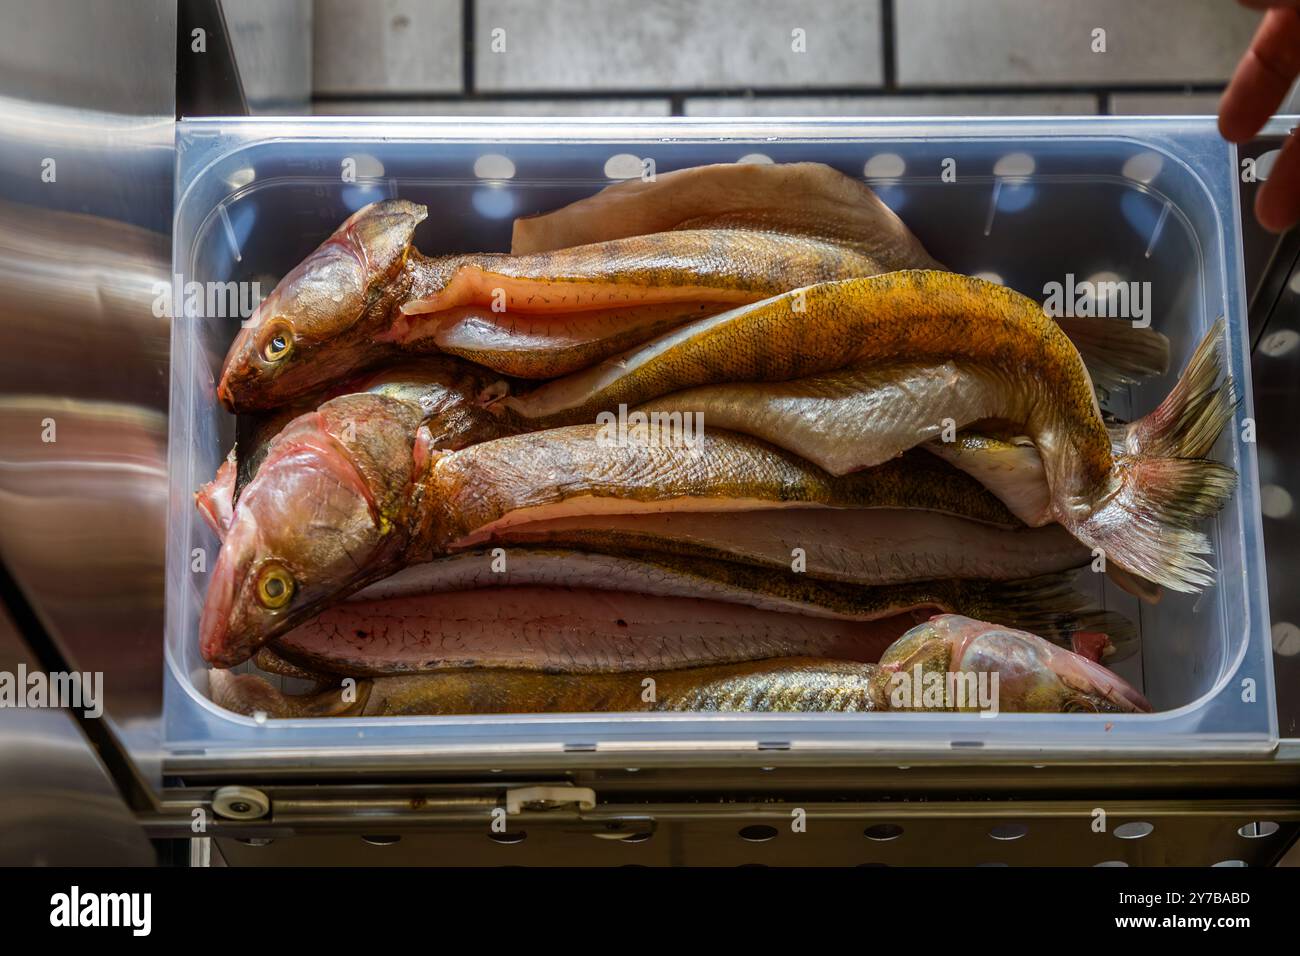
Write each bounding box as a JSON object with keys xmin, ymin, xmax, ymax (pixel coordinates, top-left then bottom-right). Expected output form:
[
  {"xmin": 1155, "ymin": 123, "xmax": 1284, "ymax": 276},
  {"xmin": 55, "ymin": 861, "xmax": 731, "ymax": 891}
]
[
  {"xmin": 217, "ymin": 200, "xmax": 427, "ymax": 411},
  {"xmin": 881, "ymin": 614, "xmax": 1151, "ymax": 714},
  {"xmin": 199, "ymin": 394, "xmax": 422, "ymax": 667}
]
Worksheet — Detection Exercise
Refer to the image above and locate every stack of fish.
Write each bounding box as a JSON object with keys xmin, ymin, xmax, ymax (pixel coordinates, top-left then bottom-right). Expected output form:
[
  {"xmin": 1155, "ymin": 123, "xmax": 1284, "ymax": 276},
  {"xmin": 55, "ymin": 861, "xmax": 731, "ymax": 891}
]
[{"xmin": 196, "ymin": 162, "xmax": 1237, "ymax": 717}]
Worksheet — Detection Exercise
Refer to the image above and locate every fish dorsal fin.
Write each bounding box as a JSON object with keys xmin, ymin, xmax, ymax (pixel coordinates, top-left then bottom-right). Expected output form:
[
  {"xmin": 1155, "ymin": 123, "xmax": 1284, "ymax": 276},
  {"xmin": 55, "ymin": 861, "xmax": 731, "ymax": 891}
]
[{"xmin": 510, "ymin": 162, "xmax": 940, "ymax": 271}]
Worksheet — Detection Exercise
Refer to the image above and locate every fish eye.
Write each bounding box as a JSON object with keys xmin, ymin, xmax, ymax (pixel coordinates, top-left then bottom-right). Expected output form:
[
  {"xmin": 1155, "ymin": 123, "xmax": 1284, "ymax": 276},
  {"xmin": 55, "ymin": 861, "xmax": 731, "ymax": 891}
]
[
  {"xmin": 256, "ymin": 563, "xmax": 295, "ymax": 609},
  {"xmin": 261, "ymin": 324, "xmax": 293, "ymax": 363}
]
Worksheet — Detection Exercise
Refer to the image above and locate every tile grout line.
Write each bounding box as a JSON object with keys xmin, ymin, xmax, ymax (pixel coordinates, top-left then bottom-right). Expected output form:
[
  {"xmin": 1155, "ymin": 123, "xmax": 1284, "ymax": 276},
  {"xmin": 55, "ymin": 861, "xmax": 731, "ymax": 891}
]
[
  {"xmin": 462, "ymin": 0, "xmax": 475, "ymax": 95},
  {"xmin": 311, "ymin": 83, "xmax": 1229, "ymax": 104},
  {"xmin": 881, "ymin": 0, "xmax": 896, "ymax": 91}
]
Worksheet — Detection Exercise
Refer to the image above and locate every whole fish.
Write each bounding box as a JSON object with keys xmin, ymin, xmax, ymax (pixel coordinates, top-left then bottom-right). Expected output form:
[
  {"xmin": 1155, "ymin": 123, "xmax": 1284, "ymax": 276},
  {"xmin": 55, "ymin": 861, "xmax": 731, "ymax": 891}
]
[
  {"xmin": 200, "ymin": 453, "xmax": 1087, "ymax": 579},
  {"xmin": 491, "ymin": 273, "xmax": 1236, "ymax": 592},
  {"xmin": 338, "ymin": 550, "xmax": 1128, "ymax": 649},
  {"xmin": 209, "ymin": 613, "xmax": 1149, "ymax": 717},
  {"xmin": 216, "ymin": 164, "xmax": 1166, "ymax": 409},
  {"xmin": 271, "ymin": 569, "xmax": 1129, "ymax": 677},
  {"xmin": 199, "ymin": 410, "xmax": 1024, "ymax": 667},
  {"xmin": 217, "ymin": 203, "xmax": 929, "ymax": 410}
]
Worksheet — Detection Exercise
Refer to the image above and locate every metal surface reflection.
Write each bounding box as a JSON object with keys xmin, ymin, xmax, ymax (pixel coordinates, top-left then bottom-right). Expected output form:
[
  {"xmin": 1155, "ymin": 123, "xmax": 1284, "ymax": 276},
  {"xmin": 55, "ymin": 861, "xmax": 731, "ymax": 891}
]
[
  {"xmin": 0, "ymin": 603, "xmax": 155, "ymax": 865},
  {"xmin": 0, "ymin": 0, "xmax": 177, "ymax": 795},
  {"xmin": 1241, "ymin": 121, "xmax": 1300, "ymax": 741}
]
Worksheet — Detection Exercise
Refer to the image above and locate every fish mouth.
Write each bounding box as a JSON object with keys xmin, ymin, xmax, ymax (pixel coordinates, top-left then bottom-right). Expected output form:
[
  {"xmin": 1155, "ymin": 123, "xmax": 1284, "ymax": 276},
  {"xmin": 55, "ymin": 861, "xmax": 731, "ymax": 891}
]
[
  {"xmin": 198, "ymin": 523, "xmax": 247, "ymax": 667},
  {"xmin": 215, "ymin": 351, "xmax": 245, "ymax": 410},
  {"xmin": 1055, "ymin": 653, "xmax": 1152, "ymax": 713},
  {"xmin": 215, "ymin": 329, "xmax": 249, "ymax": 410},
  {"xmin": 216, "ymin": 319, "xmax": 280, "ymax": 412}
]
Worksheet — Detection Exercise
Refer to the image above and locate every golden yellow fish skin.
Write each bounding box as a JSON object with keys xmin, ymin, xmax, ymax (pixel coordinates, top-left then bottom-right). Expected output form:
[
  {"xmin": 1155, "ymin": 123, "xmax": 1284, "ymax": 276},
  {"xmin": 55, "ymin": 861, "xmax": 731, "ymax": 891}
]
[{"xmin": 363, "ymin": 658, "xmax": 884, "ymax": 715}]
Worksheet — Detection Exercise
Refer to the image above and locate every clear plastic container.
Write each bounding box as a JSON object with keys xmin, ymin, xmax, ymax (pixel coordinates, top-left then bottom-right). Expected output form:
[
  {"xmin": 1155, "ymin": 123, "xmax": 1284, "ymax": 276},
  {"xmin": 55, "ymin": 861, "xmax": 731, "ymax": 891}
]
[{"xmin": 165, "ymin": 117, "xmax": 1276, "ymax": 762}]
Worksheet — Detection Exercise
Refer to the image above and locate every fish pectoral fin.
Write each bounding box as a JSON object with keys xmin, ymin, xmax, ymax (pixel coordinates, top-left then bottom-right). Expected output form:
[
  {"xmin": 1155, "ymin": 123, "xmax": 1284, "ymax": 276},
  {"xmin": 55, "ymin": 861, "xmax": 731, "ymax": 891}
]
[
  {"xmin": 959, "ymin": 572, "xmax": 1139, "ymax": 660},
  {"xmin": 1054, "ymin": 315, "xmax": 1170, "ymax": 392}
]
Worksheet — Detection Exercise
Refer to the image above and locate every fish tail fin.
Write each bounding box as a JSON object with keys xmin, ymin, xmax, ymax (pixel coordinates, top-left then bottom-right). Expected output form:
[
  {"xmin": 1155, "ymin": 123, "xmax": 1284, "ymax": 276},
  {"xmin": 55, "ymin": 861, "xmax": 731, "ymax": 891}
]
[
  {"xmin": 1079, "ymin": 320, "xmax": 1238, "ymax": 593},
  {"xmin": 965, "ymin": 572, "xmax": 1139, "ymax": 660},
  {"xmin": 1072, "ymin": 456, "xmax": 1237, "ymax": 593},
  {"xmin": 1119, "ymin": 318, "xmax": 1237, "ymax": 459},
  {"xmin": 1055, "ymin": 315, "xmax": 1171, "ymax": 393}
]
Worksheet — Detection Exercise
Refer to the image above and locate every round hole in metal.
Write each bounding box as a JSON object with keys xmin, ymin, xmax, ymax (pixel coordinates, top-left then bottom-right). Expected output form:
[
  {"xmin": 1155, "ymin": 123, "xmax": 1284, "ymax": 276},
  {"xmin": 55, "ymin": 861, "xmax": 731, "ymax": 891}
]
[
  {"xmin": 739, "ymin": 824, "xmax": 778, "ymax": 843},
  {"xmin": 1273, "ymin": 621, "xmax": 1300, "ymax": 657},
  {"xmin": 489, "ymin": 830, "xmax": 527, "ymax": 845},
  {"xmin": 989, "ymin": 823, "xmax": 1028, "ymax": 842},
  {"xmin": 1261, "ymin": 328, "xmax": 1300, "ymax": 357},
  {"xmin": 864, "ymin": 824, "xmax": 904, "ymax": 842},
  {"xmin": 1114, "ymin": 821, "xmax": 1154, "ymax": 840},
  {"xmin": 1237, "ymin": 821, "xmax": 1280, "ymax": 839},
  {"xmin": 594, "ymin": 824, "xmax": 654, "ymax": 844},
  {"xmin": 1261, "ymin": 485, "xmax": 1294, "ymax": 519}
]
